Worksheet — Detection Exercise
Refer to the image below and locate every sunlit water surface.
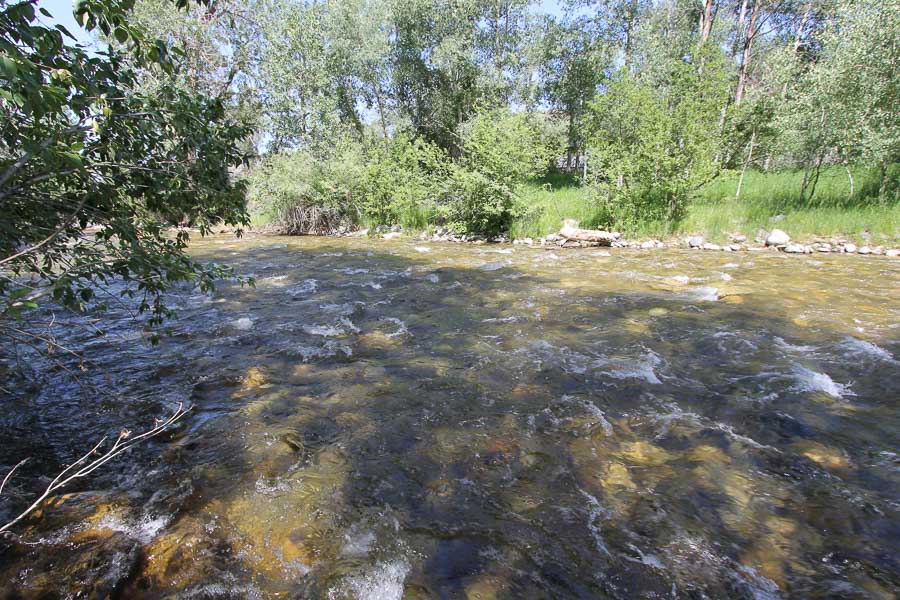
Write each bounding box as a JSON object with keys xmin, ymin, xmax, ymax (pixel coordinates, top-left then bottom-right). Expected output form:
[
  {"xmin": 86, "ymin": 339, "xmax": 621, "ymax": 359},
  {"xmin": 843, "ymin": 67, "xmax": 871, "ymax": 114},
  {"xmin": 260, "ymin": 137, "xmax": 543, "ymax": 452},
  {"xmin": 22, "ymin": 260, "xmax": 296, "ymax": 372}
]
[{"xmin": 1, "ymin": 234, "xmax": 899, "ymax": 599}]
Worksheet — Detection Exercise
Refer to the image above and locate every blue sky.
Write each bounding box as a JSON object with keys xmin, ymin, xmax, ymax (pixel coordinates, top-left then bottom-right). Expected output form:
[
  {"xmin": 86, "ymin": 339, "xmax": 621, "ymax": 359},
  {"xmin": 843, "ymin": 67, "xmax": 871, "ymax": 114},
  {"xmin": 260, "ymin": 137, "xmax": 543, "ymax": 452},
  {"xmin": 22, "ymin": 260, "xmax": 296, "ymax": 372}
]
[
  {"xmin": 36, "ymin": 0, "xmax": 93, "ymax": 44},
  {"xmin": 36, "ymin": 0, "xmax": 567, "ymax": 43}
]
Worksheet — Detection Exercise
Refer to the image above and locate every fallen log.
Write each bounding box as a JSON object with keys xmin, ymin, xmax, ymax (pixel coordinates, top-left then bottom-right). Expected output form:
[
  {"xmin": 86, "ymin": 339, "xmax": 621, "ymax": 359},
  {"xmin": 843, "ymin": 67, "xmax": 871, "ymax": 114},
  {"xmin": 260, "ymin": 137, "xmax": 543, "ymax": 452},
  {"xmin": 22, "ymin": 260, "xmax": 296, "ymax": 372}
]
[{"xmin": 559, "ymin": 220, "xmax": 621, "ymax": 245}]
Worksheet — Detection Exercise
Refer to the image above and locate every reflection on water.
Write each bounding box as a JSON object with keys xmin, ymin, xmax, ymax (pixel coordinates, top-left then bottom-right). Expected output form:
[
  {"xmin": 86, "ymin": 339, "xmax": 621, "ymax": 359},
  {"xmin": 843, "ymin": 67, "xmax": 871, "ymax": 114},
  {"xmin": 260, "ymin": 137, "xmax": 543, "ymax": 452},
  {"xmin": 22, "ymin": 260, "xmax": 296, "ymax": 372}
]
[{"xmin": 1, "ymin": 235, "xmax": 899, "ymax": 599}]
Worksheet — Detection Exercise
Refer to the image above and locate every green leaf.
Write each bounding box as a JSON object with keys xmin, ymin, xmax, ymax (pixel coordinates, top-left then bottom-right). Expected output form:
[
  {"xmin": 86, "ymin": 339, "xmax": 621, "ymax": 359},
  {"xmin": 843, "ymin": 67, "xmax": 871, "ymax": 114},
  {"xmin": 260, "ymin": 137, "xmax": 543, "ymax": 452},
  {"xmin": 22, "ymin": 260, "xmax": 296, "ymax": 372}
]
[{"xmin": 0, "ymin": 55, "xmax": 19, "ymax": 79}]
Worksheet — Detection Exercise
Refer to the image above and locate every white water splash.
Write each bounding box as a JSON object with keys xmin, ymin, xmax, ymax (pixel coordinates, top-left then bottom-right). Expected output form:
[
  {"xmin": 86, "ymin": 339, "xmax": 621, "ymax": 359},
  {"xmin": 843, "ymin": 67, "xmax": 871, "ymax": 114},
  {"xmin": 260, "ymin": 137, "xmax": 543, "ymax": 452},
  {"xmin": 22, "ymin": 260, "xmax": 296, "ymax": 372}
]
[
  {"xmin": 290, "ymin": 279, "xmax": 319, "ymax": 296},
  {"xmin": 383, "ymin": 317, "xmax": 410, "ymax": 338},
  {"xmin": 330, "ymin": 560, "xmax": 410, "ymax": 600},
  {"xmin": 842, "ymin": 337, "xmax": 895, "ymax": 362},
  {"xmin": 229, "ymin": 317, "xmax": 255, "ymax": 331},
  {"xmin": 688, "ymin": 286, "xmax": 719, "ymax": 302},
  {"xmin": 425, "ymin": 273, "xmax": 440, "ymax": 283},
  {"xmin": 792, "ymin": 366, "xmax": 851, "ymax": 398},
  {"xmin": 303, "ymin": 324, "xmax": 346, "ymax": 337},
  {"xmin": 578, "ymin": 488, "xmax": 611, "ymax": 556},
  {"xmin": 95, "ymin": 512, "xmax": 170, "ymax": 544},
  {"xmin": 413, "ymin": 246, "xmax": 431, "ymax": 253}
]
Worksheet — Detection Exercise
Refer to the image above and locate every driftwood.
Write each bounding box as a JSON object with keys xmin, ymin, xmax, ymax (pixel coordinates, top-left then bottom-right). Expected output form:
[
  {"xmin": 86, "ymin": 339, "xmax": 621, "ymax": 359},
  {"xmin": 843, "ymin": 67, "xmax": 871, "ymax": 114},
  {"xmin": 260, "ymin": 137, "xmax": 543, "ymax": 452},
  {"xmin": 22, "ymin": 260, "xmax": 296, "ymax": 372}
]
[{"xmin": 559, "ymin": 220, "xmax": 621, "ymax": 245}]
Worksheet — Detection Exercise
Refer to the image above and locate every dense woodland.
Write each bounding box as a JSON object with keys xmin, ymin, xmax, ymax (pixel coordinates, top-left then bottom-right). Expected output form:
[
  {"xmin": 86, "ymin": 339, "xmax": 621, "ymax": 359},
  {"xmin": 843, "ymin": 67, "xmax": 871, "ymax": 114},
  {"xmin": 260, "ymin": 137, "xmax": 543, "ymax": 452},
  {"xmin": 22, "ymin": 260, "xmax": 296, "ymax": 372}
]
[
  {"xmin": 0, "ymin": 0, "xmax": 898, "ymax": 336},
  {"xmin": 124, "ymin": 0, "xmax": 899, "ymax": 236}
]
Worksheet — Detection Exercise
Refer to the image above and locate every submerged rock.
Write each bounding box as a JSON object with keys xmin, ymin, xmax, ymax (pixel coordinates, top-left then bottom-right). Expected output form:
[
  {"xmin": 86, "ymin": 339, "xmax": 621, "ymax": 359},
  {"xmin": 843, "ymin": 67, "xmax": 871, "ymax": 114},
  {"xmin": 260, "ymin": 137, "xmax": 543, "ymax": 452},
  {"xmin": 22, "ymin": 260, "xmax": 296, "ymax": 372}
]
[{"xmin": 765, "ymin": 229, "xmax": 790, "ymax": 246}]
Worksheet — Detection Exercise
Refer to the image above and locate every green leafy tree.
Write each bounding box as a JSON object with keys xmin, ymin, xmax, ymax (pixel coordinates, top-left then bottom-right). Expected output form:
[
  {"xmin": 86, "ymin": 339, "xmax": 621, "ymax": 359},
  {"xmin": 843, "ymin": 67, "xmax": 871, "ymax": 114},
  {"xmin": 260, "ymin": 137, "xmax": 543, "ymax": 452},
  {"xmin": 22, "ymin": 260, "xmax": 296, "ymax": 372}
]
[
  {"xmin": 0, "ymin": 0, "xmax": 252, "ymax": 343},
  {"xmin": 586, "ymin": 54, "xmax": 730, "ymax": 229}
]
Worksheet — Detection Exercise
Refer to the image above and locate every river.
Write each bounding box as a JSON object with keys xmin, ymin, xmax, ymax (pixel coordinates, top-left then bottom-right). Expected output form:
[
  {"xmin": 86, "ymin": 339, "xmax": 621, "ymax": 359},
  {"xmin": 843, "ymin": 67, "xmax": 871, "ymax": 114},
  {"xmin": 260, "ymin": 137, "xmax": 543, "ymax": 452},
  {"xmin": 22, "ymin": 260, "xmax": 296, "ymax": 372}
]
[{"xmin": 1, "ymin": 234, "xmax": 898, "ymax": 599}]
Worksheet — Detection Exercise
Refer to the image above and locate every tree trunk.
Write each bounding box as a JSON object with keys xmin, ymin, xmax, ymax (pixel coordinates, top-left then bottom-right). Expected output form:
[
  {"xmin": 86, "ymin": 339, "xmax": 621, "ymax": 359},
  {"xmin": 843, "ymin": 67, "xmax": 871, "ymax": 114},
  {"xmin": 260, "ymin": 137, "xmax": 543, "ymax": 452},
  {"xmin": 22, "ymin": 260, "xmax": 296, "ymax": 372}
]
[
  {"xmin": 732, "ymin": 0, "xmax": 749, "ymax": 57},
  {"xmin": 735, "ymin": 1, "xmax": 760, "ymax": 105},
  {"xmin": 844, "ymin": 162, "xmax": 854, "ymax": 200},
  {"xmin": 699, "ymin": 0, "xmax": 716, "ymax": 44},
  {"xmin": 736, "ymin": 128, "xmax": 756, "ymax": 200}
]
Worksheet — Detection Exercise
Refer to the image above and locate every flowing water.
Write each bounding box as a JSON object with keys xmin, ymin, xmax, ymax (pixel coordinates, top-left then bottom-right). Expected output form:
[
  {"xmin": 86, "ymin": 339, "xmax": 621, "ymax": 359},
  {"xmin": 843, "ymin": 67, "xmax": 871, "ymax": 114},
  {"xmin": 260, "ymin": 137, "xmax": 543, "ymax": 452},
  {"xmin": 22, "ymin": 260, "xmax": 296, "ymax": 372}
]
[{"xmin": 1, "ymin": 234, "xmax": 899, "ymax": 599}]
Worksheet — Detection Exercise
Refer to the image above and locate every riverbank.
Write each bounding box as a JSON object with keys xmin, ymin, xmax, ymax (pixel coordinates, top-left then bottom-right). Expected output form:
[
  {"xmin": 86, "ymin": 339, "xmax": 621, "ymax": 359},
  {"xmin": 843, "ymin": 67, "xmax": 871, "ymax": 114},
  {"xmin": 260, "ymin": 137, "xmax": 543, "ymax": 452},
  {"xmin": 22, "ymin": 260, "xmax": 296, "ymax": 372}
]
[{"xmin": 509, "ymin": 167, "xmax": 900, "ymax": 246}]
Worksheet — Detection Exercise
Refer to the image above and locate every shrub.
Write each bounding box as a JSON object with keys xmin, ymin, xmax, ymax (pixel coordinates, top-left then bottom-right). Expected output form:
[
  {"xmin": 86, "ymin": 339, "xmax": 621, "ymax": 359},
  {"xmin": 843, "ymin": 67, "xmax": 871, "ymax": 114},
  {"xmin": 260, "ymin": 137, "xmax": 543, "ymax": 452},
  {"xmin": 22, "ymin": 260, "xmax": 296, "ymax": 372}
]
[
  {"xmin": 248, "ymin": 137, "xmax": 367, "ymax": 234},
  {"xmin": 361, "ymin": 134, "xmax": 448, "ymax": 227},
  {"xmin": 585, "ymin": 61, "xmax": 728, "ymax": 230}
]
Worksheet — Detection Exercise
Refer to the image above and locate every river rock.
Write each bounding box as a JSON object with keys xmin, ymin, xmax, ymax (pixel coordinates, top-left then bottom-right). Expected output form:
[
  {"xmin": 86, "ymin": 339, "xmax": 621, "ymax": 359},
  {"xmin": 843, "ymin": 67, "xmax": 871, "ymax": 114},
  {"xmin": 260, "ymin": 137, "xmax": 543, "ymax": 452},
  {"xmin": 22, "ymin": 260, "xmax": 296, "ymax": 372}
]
[
  {"xmin": 783, "ymin": 243, "xmax": 805, "ymax": 254},
  {"xmin": 858, "ymin": 246, "xmax": 872, "ymax": 255},
  {"xmin": 766, "ymin": 229, "xmax": 791, "ymax": 246},
  {"xmin": 815, "ymin": 243, "xmax": 832, "ymax": 253},
  {"xmin": 886, "ymin": 249, "xmax": 900, "ymax": 257},
  {"xmin": 702, "ymin": 243, "xmax": 722, "ymax": 251},
  {"xmin": 842, "ymin": 243, "xmax": 857, "ymax": 253},
  {"xmin": 729, "ymin": 244, "xmax": 743, "ymax": 251},
  {"xmin": 688, "ymin": 235, "xmax": 704, "ymax": 248},
  {"xmin": 382, "ymin": 231, "xmax": 402, "ymax": 240},
  {"xmin": 730, "ymin": 234, "xmax": 747, "ymax": 243},
  {"xmin": 640, "ymin": 240, "xmax": 656, "ymax": 249}
]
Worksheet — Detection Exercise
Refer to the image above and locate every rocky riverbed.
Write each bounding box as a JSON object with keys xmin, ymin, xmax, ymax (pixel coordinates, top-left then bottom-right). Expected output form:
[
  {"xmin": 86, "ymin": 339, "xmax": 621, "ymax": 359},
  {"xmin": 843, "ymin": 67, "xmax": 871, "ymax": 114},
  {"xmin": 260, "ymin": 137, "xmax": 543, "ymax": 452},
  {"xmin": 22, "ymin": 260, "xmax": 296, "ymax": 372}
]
[{"xmin": 1, "ymin": 234, "xmax": 898, "ymax": 598}]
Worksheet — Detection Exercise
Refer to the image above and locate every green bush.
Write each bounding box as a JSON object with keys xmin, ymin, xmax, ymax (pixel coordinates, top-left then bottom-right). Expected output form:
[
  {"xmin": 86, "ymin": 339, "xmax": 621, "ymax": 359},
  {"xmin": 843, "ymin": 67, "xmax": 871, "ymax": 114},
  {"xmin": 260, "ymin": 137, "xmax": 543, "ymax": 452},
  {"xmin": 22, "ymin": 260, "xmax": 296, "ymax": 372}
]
[
  {"xmin": 585, "ymin": 60, "xmax": 728, "ymax": 230},
  {"xmin": 361, "ymin": 134, "xmax": 448, "ymax": 228},
  {"xmin": 434, "ymin": 108, "xmax": 562, "ymax": 234},
  {"xmin": 248, "ymin": 137, "xmax": 368, "ymax": 234}
]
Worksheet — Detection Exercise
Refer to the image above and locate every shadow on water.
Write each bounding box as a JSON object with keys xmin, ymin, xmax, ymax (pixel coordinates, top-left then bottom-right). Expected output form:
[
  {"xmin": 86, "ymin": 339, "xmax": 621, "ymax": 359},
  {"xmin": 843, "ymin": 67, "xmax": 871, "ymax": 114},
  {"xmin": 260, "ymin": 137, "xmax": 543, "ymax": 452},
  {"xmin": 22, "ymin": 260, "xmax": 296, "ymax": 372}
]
[{"xmin": 1, "ymin": 236, "xmax": 898, "ymax": 599}]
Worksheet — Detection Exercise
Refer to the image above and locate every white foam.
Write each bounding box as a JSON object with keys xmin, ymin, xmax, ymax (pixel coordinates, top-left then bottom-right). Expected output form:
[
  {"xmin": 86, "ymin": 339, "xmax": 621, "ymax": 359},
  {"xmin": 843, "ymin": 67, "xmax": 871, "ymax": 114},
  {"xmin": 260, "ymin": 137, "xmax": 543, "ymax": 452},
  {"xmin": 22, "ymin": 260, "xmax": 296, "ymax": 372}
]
[
  {"xmin": 425, "ymin": 273, "xmax": 439, "ymax": 283},
  {"xmin": 598, "ymin": 352, "xmax": 663, "ymax": 384},
  {"xmin": 689, "ymin": 286, "xmax": 719, "ymax": 302},
  {"xmin": 290, "ymin": 279, "xmax": 319, "ymax": 296},
  {"xmin": 95, "ymin": 512, "xmax": 169, "ymax": 544},
  {"xmin": 295, "ymin": 341, "xmax": 353, "ymax": 362},
  {"xmin": 842, "ymin": 337, "xmax": 895, "ymax": 362},
  {"xmin": 340, "ymin": 530, "xmax": 377, "ymax": 557},
  {"xmin": 230, "ymin": 317, "xmax": 255, "ymax": 331},
  {"xmin": 792, "ymin": 366, "xmax": 850, "ymax": 398},
  {"xmin": 480, "ymin": 261, "xmax": 506, "ymax": 271},
  {"xmin": 413, "ymin": 246, "xmax": 431, "ymax": 253},
  {"xmin": 383, "ymin": 317, "xmax": 410, "ymax": 338},
  {"xmin": 330, "ymin": 560, "xmax": 410, "ymax": 600},
  {"xmin": 303, "ymin": 324, "xmax": 345, "ymax": 337},
  {"xmin": 578, "ymin": 488, "xmax": 611, "ymax": 556}
]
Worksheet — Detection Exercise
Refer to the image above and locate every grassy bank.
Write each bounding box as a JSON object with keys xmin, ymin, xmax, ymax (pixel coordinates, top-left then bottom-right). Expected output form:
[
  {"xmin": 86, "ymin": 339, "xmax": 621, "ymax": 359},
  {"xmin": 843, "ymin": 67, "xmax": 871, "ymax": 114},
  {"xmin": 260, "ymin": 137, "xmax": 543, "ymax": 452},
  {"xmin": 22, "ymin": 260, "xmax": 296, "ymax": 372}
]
[{"xmin": 510, "ymin": 166, "xmax": 900, "ymax": 245}]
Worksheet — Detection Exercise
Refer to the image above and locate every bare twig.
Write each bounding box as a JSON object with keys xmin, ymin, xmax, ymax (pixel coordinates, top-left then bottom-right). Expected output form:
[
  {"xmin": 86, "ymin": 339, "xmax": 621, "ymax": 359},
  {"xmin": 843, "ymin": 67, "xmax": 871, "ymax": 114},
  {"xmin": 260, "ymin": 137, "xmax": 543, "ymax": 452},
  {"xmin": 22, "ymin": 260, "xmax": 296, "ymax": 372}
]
[{"xmin": 0, "ymin": 403, "xmax": 190, "ymax": 534}]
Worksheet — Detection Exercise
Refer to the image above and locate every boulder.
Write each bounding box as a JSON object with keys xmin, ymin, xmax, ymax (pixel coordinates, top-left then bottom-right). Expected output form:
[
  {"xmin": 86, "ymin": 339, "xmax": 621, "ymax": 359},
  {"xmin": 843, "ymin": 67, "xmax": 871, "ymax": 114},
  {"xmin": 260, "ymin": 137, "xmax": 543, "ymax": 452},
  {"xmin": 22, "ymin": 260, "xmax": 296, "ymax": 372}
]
[
  {"xmin": 843, "ymin": 243, "xmax": 857, "ymax": 253},
  {"xmin": 688, "ymin": 235, "xmax": 704, "ymax": 248},
  {"xmin": 766, "ymin": 229, "xmax": 791, "ymax": 246},
  {"xmin": 858, "ymin": 246, "xmax": 872, "ymax": 255},
  {"xmin": 783, "ymin": 243, "xmax": 805, "ymax": 254}
]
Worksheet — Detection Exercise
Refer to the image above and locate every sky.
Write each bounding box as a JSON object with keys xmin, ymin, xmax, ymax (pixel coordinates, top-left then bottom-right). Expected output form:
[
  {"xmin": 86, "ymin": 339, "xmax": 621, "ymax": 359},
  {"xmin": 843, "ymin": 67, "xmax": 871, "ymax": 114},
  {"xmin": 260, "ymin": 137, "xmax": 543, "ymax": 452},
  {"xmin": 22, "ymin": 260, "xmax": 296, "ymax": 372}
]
[
  {"xmin": 35, "ymin": 0, "xmax": 96, "ymax": 47},
  {"xmin": 36, "ymin": 0, "xmax": 567, "ymax": 43}
]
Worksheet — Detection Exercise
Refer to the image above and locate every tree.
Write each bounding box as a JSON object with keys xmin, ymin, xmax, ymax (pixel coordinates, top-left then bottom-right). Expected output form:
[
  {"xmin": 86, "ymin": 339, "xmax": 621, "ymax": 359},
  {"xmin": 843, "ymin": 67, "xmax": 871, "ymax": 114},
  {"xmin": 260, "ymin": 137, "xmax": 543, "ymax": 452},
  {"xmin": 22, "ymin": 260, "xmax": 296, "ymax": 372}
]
[{"xmin": 0, "ymin": 0, "xmax": 252, "ymax": 346}]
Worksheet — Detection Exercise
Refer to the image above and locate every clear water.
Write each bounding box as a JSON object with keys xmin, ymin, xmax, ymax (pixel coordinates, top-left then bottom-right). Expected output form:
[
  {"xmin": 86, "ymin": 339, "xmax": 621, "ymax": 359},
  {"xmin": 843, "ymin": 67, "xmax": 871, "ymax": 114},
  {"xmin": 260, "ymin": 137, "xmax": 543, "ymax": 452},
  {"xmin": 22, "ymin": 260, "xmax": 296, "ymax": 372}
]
[{"xmin": 1, "ymin": 235, "xmax": 898, "ymax": 599}]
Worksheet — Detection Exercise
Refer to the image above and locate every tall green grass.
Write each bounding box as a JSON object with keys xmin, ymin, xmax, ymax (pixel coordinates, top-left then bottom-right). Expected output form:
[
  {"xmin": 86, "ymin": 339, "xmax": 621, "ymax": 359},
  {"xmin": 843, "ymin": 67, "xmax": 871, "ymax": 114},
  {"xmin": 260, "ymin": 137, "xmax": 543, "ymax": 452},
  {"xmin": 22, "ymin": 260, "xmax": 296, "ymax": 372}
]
[{"xmin": 509, "ymin": 166, "xmax": 899, "ymax": 244}]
